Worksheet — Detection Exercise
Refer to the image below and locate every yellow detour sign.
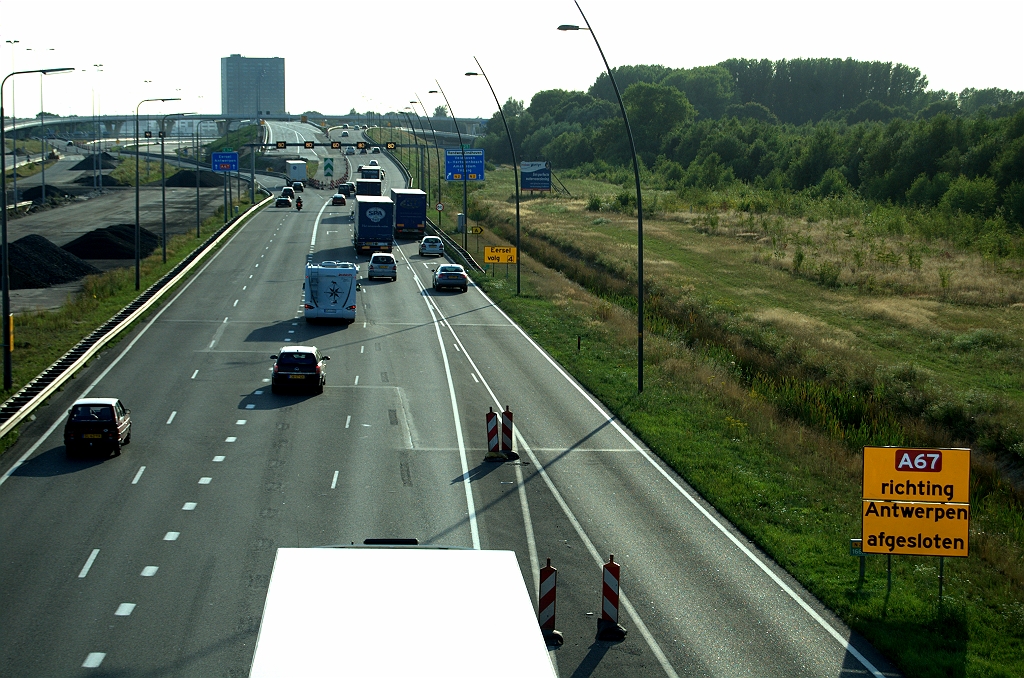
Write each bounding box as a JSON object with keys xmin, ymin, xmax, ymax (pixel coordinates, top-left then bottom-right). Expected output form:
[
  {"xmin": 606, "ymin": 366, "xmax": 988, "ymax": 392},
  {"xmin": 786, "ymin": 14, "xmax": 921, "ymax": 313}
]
[
  {"xmin": 863, "ymin": 447, "xmax": 970, "ymax": 503},
  {"xmin": 861, "ymin": 501, "xmax": 970, "ymax": 557},
  {"xmin": 484, "ymin": 246, "xmax": 517, "ymax": 264}
]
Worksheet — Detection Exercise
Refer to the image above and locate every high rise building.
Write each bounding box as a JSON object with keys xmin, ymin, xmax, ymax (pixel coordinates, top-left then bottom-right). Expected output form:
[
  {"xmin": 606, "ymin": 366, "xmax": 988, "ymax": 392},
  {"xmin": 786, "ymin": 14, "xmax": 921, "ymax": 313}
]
[{"xmin": 221, "ymin": 54, "xmax": 285, "ymax": 117}]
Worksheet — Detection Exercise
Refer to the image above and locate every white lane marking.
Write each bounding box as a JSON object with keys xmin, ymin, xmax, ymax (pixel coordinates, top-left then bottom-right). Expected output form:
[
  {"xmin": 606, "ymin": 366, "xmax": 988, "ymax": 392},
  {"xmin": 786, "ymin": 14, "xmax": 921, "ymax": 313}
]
[
  {"xmin": 255, "ymin": 390, "xmax": 264, "ymax": 395},
  {"xmin": 82, "ymin": 653, "xmax": 105, "ymax": 668},
  {"xmin": 166, "ymin": 411, "xmax": 176, "ymax": 425},
  {"xmin": 115, "ymin": 603, "xmax": 136, "ymax": 616},
  {"xmin": 225, "ymin": 437, "xmax": 237, "ymax": 443},
  {"xmin": 363, "ymin": 321, "xmax": 367, "ymax": 328},
  {"xmin": 255, "ymin": 264, "xmax": 259, "ymax": 267},
  {"xmin": 471, "ymin": 373, "xmax": 479, "ymax": 383},
  {"xmin": 353, "ymin": 376, "xmax": 359, "ymax": 385},
  {"xmin": 249, "ymin": 275, "xmax": 253, "ymax": 279},
  {"xmin": 331, "ymin": 471, "xmax": 339, "ymax": 489},
  {"xmin": 213, "ymin": 456, "xmax": 225, "ymax": 462},
  {"xmin": 310, "ymin": 198, "xmax": 331, "ymax": 251},
  {"xmin": 288, "ymin": 330, "xmax": 295, "ymax": 334},
  {"xmin": 141, "ymin": 566, "xmax": 158, "ymax": 577},
  {"xmin": 183, "ymin": 502, "xmax": 197, "ymax": 511},
  {"xmin": 453, "ymin": 343, "xmax": 461, "ymax": 352},
  {"xmin": 291, "ymin": 323, "xmax": 297, "ymax": 326},
  {"xmin": 284, "ymin": 338, "xmax": 292, "ymax": 342},
  {"xmin": 242, "ymin": 285, "xmax": 247, "ymax": 291},
  {"xmin": 233, "ymin": 299, "xmax": 239, "ymax": 307},
  {"xmin": 345, "ymin": 416, "xmax": 351, "ymax": 428},
  {"xmin": 403, "ymin": 257, "xmax": 479, "ymax": 549},
  {"xmin": 262, "ymin": 378, "xmax": 270, "ymax": 383},
  {"xmin": 199, "ymin": 477, "xmax": 212, "ymax": 484},
  {"xmin": 478, "ymin": 281, "xmax": 887, "ymax": 678},
  {"xmin": 163, "ymin": 532, "xmax": 180, "ymax": 541},
  {"xmin": 236, "ymin": 420, "xmax": 247, "ymax": 425},
  {"xmin": 131, "ymin": 466, "xmax": 146, "ymax": 485},
  {"xmin": 78, "ymin": 549, "xmax": 100, "ymax": 578},
  {"xmin": 360, "ymin": 345, "xmax": 364, "ymax": 354},
  {"xmin": 191, "ymin": 370, "xmax": 199, "ymax": 379},
  {"xmin": 246, "ymin": 404, "xmax": 255, "ymax": 409}
]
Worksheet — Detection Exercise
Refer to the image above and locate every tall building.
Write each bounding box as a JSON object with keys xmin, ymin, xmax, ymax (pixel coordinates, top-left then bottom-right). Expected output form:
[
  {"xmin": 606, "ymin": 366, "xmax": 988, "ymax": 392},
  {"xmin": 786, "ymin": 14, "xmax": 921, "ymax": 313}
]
[{"xmin": 221, "ymin": 54, "xmax": 285, "ymax": 117}]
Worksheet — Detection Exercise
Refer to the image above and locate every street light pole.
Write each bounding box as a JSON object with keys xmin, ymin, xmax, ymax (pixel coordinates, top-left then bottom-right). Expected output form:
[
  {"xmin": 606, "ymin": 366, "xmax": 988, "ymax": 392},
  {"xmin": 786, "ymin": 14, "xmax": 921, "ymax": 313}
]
[
  {"xmin": 409, "ymin": 101, "xmax": 430, "ymax": 202},
  {"xmin": 406, "ymin": 105, "xmax": 426, "ymax": 192},
  {"xmin": 432, "ymin": 82, "xmax": 468, "ymax": 250},
  {"xmin": 467, "ymin": 58, "xmax": 521, "ymax": 295},
  {"xmin": 559, "ymin": 3, "xmax": 645, "ymax": 393},
  {"xmin": 136, "ymin": 96, "xmax": 180, "ymax": 290},
  {"xmin": 1, "ymin": 66, "xmax": 74, "ymax": 391},
  {"xmin": 414, "ymin": 95, "xmax": 443, "ymax": 212}
]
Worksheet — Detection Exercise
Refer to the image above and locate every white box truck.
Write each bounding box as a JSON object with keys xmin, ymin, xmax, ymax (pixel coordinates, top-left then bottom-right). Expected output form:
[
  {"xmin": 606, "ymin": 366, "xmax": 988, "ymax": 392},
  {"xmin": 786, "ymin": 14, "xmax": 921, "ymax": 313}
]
[
  {"xmin": 303, "ymin": 261, "xmax": 358, "ymax": 322},
  {"xmin": 249, "ymin": 545, "xmax": 556, "ymax": 677},
  {"xmin": 285, "ymin": 159, "xmax": 307, "ymax": 182}
]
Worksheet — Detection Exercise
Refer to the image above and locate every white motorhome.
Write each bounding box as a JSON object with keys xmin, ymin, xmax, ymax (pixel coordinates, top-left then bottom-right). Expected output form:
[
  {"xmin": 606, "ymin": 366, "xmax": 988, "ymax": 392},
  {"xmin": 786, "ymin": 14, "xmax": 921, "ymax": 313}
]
[
  {"xmin": 249, "ymin": 545, "xmax": 556, "ymax": 677},
  {"xmin": 304, "ymin": 261, "xmax": 358, "ymax": 322}
]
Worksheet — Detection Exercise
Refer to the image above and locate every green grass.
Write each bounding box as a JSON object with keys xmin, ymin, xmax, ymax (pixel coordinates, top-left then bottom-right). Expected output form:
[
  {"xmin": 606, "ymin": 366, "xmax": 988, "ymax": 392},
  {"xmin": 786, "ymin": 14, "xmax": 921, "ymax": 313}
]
[
  {"xmin": 109, "ymin": 157, "xmax": 179, "ymax": 186},
  {"xmin": 464, "ymin": 166, "xmax": 1024, "ymax": 678},
  {"xmin": 4, "ymin": 158, "xmax": 59, "ymax": 181}
]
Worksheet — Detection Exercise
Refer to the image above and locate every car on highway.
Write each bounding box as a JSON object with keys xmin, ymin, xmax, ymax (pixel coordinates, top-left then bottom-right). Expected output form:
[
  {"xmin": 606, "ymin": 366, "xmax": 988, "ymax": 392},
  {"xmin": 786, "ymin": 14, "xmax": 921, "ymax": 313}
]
[
  {"xmin": 368, "ymin": 160, "xmax": 379, "ymax": 166},
  {"xmin": 341, "ymin": 131, "xmax": 349, "ymax": 137},
  {"xmin": 371, "ymin": 147, "xmax": 381, "ymax": 154},
  {"xmin": 337, "ymin": 184, "xmax": 352, "ymax": 197},
  {"xmin": 345, "ymin": 147, "xmax": 356, "ymax": 155},
  {"xmin": 331, "ymin": 193, "xmax": 347, "ymax": 206},
  {"xmin": 292, "ymin": 182, "xmax": 304, "ymax": 192},
  {"xmin": 63, "ymin": 398, "xmax": 132, "ymax": 458},
  {"xmin": 271, "ymin": 346, "xmax": 330, "ymax": 394},
  {"xmin": 419, "ymin": 236, "xmax": 444, "ymax": 257},
  {"xmin": 275, "ymin": 196, "xmax": 293, "ymax": 208},
  {"xmin": 281, "ymin": 186, "xmax": 295, "ymax": 199},
  {"xmin": 359, "ymin": 148, "xmax": 367, "ymax": 154},
  {"xmin": 345, "ymin": 182, "xmax": 356, "ymax": 194},
  {"xmin": 341, "ymin": 124, "xmax": 349, "ymax": 129},
  {"xmin": 367, "ymin": 252, "xmax": 397, "ymax": 281},
  {"xmin": 432, "ymin": 264, "xmax": 469, "ymax": 292}
]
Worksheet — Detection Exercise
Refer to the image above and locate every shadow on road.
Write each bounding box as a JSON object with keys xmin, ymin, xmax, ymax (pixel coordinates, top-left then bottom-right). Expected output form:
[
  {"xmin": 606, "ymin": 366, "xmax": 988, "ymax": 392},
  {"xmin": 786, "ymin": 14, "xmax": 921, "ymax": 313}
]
[
  {"xmin": 238, "ymin": 388, "xmax": 319, "ymax": 411},
  {"xmin": 244, "ymin": 319, "xmax": 346, "ymax": 344},
  {"xmin": 10, "ymin": 445, "xmax": 106, "ymax": 477},
  {"xmin": 569, "ymin": 642, "xmax": 612, "ymax": 678}
]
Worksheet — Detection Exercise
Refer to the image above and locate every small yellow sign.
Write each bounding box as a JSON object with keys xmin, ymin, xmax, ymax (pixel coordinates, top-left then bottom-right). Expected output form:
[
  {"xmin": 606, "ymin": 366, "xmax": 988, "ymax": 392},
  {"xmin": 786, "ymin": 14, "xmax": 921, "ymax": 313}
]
[
  {"xmin": 861, "ymin": 500, "xmax": 970, "ymax": 557},
  {"xmin": 863, "ymin": 447, "xmax": 970, "ymax": 503},
  {"xmin": 484, "ymin": 246, "xmax": 517, "ymax": 264}
]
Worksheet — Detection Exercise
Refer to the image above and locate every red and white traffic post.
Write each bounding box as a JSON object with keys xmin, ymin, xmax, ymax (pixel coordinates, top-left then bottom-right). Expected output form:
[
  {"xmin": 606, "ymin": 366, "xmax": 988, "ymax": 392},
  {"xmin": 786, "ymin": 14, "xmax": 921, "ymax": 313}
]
[
  {"xmin": 501, "ymin": 405, "xmax": 519, "ymax": 460},
  {"xmin": 597, "ymin": 554, "xmax": 627, "ymax": 641},
  {"xmin": 485, "ymin": 408, "xmax": 504, "ymax": 460},
  {"xmin": 538, "ymin": 558, "xmax": 564, "ymax": 645}
]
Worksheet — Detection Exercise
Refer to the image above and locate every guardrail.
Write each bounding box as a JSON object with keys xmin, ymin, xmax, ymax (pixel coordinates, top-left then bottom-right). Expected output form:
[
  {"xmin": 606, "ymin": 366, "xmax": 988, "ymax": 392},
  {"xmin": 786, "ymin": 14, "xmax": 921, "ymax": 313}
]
[
  {"xmin": 425, "ymin": 217, "xmax": 483, "ymax": 273},
  {"xmin": 0, "ymin": 191, "xmax": 275, "ymax": 442}
]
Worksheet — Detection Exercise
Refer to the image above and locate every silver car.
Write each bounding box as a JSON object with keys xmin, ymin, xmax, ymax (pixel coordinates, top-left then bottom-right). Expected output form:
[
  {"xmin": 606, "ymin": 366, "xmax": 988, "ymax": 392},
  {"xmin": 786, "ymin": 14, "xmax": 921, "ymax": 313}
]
[{"xmin": 419, "ymin": 236, "xmax": 444, "ymax": 257}]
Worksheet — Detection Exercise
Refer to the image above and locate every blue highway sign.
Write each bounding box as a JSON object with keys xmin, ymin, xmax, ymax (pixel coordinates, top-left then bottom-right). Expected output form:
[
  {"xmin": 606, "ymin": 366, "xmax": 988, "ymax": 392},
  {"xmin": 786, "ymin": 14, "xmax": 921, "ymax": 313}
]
[
  {"xmin": 445, "ymin": 148, "xmax": 485, "ymax": 182},
  {"xmin": 211, "ymin": 151, "xmax": 239, "ymax": 172}
]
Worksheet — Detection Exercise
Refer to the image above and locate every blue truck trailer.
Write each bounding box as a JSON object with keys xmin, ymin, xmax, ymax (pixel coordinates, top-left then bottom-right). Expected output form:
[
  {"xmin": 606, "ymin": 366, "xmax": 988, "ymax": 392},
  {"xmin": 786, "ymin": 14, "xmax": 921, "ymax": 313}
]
[
  {"xmin": 391, "ymin": 188, "xmax": 427, "ymax": 238},
  {"xmin": 354, "ymin": 195, "xmax": 394, "ymax": 253}
]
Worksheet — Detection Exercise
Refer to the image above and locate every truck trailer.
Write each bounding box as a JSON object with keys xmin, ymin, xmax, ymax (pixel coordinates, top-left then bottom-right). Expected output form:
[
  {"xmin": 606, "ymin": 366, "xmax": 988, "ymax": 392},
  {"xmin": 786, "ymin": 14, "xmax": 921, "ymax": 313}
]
[
  {"xmin": 355, "ymin": 178, "xmax": 383, "ymax": 196},
  {"xmin": 358, "ymin": 165, "xmax": 384, "ymax": 180},
  {"xmin": 391, "ymin": 188, "xmax": 427, "ymax": 238},
  {"xmin": 355, "ymin": 195, "xmax": 394, "ymax": 253},
  {"xmin": 285, "ymin": 160, "xmax": 307, "ymax": 182},
  {"xmin": 303, "ymin": 261, "xmax": 358, "ymax": 322}
]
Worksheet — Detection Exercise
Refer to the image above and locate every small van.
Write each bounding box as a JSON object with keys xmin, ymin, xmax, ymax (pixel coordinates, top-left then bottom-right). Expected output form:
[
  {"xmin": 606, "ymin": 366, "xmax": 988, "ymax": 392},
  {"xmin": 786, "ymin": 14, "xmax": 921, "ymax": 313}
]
[{"xmin": 304, "ymin": 261, "xmax": 358, "ymax": 322}]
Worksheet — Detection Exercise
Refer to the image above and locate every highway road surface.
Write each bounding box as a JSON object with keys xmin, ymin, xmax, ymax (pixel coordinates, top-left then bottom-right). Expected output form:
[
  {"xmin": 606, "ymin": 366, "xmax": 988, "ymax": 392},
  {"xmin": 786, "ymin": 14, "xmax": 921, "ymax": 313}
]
[{"xmin": 0, "ymin": 123, "xmax": 900, "ymax": 676}]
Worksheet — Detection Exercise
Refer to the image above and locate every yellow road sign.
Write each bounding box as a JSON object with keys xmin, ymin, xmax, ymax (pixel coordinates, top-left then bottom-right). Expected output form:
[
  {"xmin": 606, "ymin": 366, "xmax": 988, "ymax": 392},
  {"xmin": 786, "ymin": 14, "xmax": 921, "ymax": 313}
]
[
  {"xmin": 861, "ymin": 500, "xmax": 970, "ymax": 556},
  {"xmin": 470, "ymin": 227, "xmax": 484, "ymax": 234},
  {"xmin": 484, "ymin": 246, "xmax": 516, "ymax": 264},
  {"xmin": 863, "ymin": 447, "xmax": 970, "ymax": 503}
]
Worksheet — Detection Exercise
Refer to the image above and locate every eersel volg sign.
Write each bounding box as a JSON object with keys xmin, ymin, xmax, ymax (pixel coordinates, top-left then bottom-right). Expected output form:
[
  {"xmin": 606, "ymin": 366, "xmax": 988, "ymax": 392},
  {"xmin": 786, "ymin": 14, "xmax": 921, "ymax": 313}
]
[{"xmin": 861, "ymin": 447, "xmax": 971, "ymax": 557}]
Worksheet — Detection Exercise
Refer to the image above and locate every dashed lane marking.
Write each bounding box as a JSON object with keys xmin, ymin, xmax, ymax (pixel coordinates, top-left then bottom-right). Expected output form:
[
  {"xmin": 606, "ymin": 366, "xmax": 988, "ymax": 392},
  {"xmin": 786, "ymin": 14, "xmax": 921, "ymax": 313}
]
[
  {"xmin": 132, "ymin": 467, "xmax": 145, "ymax": 485},
  {"xmin": 140, "ymin": 566, "xmax": 158, "ymax": 577},
  {"xmin": 115, "ymin": 603, "xmax": 136, "ymax": 616},
  {"xmin": 183, "ymin": 502, "xmax": 197, "ymax": 511},
  {"xmin": 78, "ymin": 549, "xmax": 100, "ymax": 578},
  {"xmin": 163, "ymin": 532, "xmax": 179, "ymax": 541},
  {"xmin": 166, "ymin": 411, "xmax": 176, "ymax": 425}
]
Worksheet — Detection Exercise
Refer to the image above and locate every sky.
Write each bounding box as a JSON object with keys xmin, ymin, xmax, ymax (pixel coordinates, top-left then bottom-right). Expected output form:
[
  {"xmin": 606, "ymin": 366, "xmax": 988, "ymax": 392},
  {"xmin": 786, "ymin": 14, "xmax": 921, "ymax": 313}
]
[{"xmin": 2, "ymin": 0, "xmax": 1023, "ymax": 121}]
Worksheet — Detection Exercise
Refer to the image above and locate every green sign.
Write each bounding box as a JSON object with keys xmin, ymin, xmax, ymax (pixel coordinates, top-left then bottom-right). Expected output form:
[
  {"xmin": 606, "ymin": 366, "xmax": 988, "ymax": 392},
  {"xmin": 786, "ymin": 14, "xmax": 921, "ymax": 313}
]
[
  {"xmin": 222, "ymin": 147, "xmax": 233, "ymax": 152},
  {"xmin": 323, "ymin": 157, "xmax": 334, "ymax": 177}
]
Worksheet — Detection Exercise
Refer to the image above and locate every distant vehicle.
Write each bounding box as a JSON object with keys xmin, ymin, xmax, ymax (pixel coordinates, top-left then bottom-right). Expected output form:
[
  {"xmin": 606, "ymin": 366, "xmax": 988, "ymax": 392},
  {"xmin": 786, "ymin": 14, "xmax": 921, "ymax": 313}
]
[
  {"xmin": 367, "ymin": 252, "xmax": 397, "ymax": 281},
  {"xmin": 355, "ymin": 195, "xmax": 394, "ymax": 253},
  {"xmin": 271, "ymin": 346, "xmax": 329, "ymax": 394},
  {"xmin": 341, "ymin": 124, "xmax": 350, "ymax": 129},
  {"xmin": 337, "ymin": 184, "xmax": 352, "ymax": 197},
  {"xmin": 345, "ymin": 146, "xmax": 356, "ymax": 155},
  {"xmin": 275, "ymin": 196, "xmax": 292, "ymax": 208},
  {"xmin": 331, "ymin": 193, "xmax": 347, "ymax": 206},
  {"xmin": 292, "ymin": 181, "xmax": 304, "ymax": 192},
  {"xmin": 368, "ymin": 159, "xmax": 379, "ymax": 166},
  {"xmin": 355, "ymin": 179, "xmax": 383, "ymax": 197},
  {"xmin": 341, "ymin": 131, "xmax": 349, "ymax": 137},
  {"xmin": 359, "ymin": 148, "xmax": 367, "ymax": 154},
  {"xmin": 358, "ymin": 165, "xmax": 383, "ymax": 181},
  {"xmin": 345, "ymin": 182, "xmax": 357, "ymax": 194},
  {"xmin": 285, "ymin": 160, "xmax": 307, "ymax": 182},
  {"xmin": 370, "ymin": 146, "xmax": 381, "ymax": 154},
  {"xmin": 281, "ymin": 186, "xmax": 295, "ymax": 199},
  {"xmin": 64, "ymin": 398, "xmax": 132, "ymax": 458},
  {"xmin": 433, "ymin": 264, "xmax": 469, "ymax": 292},
  {"xmin": 392, "ymin": 188, "xmax": 427, "ymax": 238},
  {"xmin": 304, "ymin": 261, "xmax": 359, "ymax": 322},
  {"xmin": 419, "ymin": 235, "xmax": 444, "ymax": 256}
]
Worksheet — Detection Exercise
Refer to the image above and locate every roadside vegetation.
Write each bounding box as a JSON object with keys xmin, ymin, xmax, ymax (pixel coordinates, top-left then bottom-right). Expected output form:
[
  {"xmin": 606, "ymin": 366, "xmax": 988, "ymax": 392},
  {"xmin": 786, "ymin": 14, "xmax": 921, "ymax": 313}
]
[{"xmin": 109, "ymin": 156, "xmax": 180, "ymax": 186}]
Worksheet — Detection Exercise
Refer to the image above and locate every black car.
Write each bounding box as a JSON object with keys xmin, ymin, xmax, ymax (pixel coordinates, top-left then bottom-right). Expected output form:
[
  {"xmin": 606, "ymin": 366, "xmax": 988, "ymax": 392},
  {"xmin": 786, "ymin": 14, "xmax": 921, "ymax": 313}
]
[
  {"xmin": 271, "ymin": 346, "xmax": 330, "ymax": 394},
  {"xmin": 337, "ymin": 184, "xmax": 352, "ymax": 197},
  {"xmin": 64, "ymin": 398, "xmax": 132, "ymax": 457},
  {"xmin": 275, "ymin": 196, "xmax": 292, "ymax": 208}
]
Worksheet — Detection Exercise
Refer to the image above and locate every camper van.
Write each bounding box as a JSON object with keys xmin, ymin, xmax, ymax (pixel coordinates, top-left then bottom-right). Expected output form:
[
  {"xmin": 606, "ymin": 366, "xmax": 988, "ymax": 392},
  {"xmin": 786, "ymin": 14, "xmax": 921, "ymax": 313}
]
[{"xmin": 303, "ymin": 261, "xmax": 358, "ymax": 322}]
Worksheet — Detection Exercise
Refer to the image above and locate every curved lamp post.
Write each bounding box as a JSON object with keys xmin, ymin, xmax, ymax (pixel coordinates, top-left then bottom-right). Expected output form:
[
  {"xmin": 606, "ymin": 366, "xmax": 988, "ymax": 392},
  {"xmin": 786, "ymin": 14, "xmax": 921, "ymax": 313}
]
[
  {"xmin": 413, "ymin": 94, "xmax": 443, "ymax": 210},
  {"xmin": 466, "ymin": 58, "xmax": 521, "ymax": 295},
  {"xmin": 560, "ymin": 3, "xmax": 645, "ymax": 394},
  {"xmin": 405, "ymin": 105, "xmax": 426, "ymax": 192},
  {"xmin": 136, "ymin": 96, "xmax": 180, "ymax": 290},
  {"xmin": 400, "ymin": 109, "xmax": 421, "ymax": 186},
  {"xmin": 408, "ymin": 101, "xmax": 431, "ymax": 201},
  {"xmin": 1, "ymin": 66, "xmax": 74, "ymax": 390},
  {"xmin": 431, "ymin": 83, "xmax": 468, "ymax": 249}
]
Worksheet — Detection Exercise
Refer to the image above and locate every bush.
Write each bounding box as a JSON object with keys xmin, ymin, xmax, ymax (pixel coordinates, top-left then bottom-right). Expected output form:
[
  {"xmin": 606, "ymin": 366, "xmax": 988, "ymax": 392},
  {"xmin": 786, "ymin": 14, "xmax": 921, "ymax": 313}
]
[
  {"xmin": 586, "ymin": 195, "xmax": 602, "ymax": 211},
  {"xmin": 940, "ymin": 175, "xmax": 998, "ymax": 217}
]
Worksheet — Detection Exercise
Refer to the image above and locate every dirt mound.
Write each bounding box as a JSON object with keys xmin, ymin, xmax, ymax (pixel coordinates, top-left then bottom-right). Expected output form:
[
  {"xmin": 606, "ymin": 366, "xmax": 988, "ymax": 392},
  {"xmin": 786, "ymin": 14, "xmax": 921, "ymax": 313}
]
[
  {"xmin": 72, "ymin": 174, "xmax": 124, "ymax": 187},
  {"xmin": 22, "ymin": 185, "xmax": 69, "ymax": 204},
  {"xmin": 10, "ymin": 234, "xmax": 101, "ymax": 290},
  {"xmin": 165, "ymin": 169, "xmax": 225, "ymax": 188},
  {"xmin": 70, "ymin": 152, "xmax": 119, "ymax": 171},
  {"xmin": 62, "ymin": 224, "xmax": 160, "ymax": 260}
]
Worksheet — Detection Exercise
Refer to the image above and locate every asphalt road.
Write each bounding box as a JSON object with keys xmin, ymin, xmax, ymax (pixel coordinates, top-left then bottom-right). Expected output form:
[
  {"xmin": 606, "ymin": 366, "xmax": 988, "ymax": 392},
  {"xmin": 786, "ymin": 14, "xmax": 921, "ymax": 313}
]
[{"xmin": 0, "ymin": 122, "xmax": 900, "ymax": 677}]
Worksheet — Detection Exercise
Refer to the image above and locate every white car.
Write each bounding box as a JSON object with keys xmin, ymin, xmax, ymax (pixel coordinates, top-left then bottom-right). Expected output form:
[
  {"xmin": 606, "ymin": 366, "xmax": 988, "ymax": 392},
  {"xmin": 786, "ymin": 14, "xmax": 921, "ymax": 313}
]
[
  {"xmin": 419, "ymin": 236, "xmax": 444, "ymax": 257},
  {"xmin": 345, "ymin": 147, "xmax": 356, "ymax": 155},
  {"xmin": 367, "ymin": 252, "xmax": 397, "ymax": 281}
]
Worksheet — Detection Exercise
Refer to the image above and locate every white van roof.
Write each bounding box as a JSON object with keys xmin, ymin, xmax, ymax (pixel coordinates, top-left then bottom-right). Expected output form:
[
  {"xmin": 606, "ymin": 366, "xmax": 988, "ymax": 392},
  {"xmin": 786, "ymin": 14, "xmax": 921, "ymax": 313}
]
[{"xmin": 249, "ymin": 547, "xmax": 555, "ymax": 678}]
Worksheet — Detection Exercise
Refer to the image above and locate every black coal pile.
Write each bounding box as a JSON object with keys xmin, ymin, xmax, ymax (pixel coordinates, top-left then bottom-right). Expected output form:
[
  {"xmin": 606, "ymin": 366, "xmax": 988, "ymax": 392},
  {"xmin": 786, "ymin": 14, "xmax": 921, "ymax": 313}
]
[
  {"xmin": 70, "ymin": 152, "xmax": 119, "ymax": 171},
  {"xmin": 165, "ymin": 169, "xmax": 225, "ymax": 188},
  {"xmin": 22, "ymin": 185, "xmax": 68, "ymax": 204},
  {"xmin": 62, "ymin": 224, "xmax": 159, "ymax": 260},
  {"xmin": 72, "ymin": 174, "xmax": 123, "ymax": 186},
  {"xmin": 10, "ymin": 234, "xmax": 101, "ymax": 290}
]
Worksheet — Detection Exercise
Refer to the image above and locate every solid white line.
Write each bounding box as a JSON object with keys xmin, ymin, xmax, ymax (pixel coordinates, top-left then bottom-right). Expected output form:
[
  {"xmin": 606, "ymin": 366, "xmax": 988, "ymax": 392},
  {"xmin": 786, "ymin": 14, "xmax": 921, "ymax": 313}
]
[
  {"xmin": 331, "ymin": 471, "xmax": 339, "ymax": 490},
  {"xmin": 345, "ymin": 416, "xmax": 351, "ymax": 429},
  {"xmin": 78, "ymin": 549, "xmax": 100, "ymax": 578},
  {"xmin": 131, "ymin": 466, "xmax": 145, "ymax": 485},
  {"xmin": 166, "ymin": 411, "xmax": 176, "ymax": 425},
  {"xmin": 475, "ymin": 285, "xmax": 886, "ymax": 678},
  {"xmin": 191, "ymin": 370, "xmax": 199, "ymax": 379}
]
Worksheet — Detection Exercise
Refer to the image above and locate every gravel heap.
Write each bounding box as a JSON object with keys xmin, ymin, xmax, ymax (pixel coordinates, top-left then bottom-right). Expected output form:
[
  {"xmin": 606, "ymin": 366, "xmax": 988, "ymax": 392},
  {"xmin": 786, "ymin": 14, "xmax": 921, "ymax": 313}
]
[
  {"xmin": 10, "ymin": 234, "xmax": 101, "ymax": 290},
  {"xmin": 72, "ymin": 174, "xmax": 122, "ymax": 186},
  {"xmin": 22, "ymin": 185, "xmax": 68, "ymax": 203},
  {"xmin": 70, "ymin": 152, "xmax": 118, "ymax": 171},
  {"xmin": 165, "ymin": 169, "xmax": 226, "ymax": 188},
  {"xmin": 62, "ymin": 224, "xmax": 159, "ymax": 260}
]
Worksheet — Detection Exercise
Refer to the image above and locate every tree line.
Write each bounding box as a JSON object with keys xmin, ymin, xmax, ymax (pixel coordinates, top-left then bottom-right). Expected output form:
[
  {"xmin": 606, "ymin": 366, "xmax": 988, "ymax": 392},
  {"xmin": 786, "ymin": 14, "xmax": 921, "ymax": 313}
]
[{"xmin": 474, "ymin": 58, "xmax": 1024, "ymax": 227}]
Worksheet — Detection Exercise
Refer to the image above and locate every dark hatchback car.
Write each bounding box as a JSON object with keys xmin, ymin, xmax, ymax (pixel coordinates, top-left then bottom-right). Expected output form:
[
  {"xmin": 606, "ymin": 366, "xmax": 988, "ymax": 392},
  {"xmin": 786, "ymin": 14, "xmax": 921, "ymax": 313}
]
[
  {"xmin": 64, "ymin": 398, "xmax": 132, "ymax": 457},
  {"xmin": 271, "ymin": 346, "xmax": 330, "ymax": 394}
]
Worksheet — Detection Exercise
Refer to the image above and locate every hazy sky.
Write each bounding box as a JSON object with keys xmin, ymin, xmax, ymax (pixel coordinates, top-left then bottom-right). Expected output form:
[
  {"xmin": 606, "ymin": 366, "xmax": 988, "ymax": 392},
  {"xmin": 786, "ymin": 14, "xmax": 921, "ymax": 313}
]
[{"xmin": 2, "ymin": 0, "xmax": 1022, "ymax": 120}]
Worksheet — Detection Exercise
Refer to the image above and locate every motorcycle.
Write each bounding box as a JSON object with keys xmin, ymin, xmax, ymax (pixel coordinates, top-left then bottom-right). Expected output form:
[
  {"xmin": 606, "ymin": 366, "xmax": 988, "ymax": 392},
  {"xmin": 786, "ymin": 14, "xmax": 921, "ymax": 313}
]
[{"xmin": 295, "ymin": 199, "xmax": 303, "ymax": 212}]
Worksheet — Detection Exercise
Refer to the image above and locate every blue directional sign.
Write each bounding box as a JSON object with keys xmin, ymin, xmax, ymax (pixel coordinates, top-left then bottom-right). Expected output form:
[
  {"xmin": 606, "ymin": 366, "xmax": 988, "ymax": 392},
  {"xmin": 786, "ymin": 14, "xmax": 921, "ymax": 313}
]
[
  {"xmin": 445, "ymin": 148, "xmax": 485, "ymax": 182},
  {"xmin": 211, "ymin": 151, "xmax": 239, "ymax": 172}
]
